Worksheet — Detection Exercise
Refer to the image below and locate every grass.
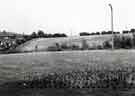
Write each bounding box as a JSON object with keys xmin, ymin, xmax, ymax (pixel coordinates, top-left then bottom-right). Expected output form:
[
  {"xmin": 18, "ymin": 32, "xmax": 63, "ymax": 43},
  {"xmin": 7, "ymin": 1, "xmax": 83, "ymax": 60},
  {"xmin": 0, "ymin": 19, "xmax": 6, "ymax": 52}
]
[
  {"xmin": 15, "ymin": 34, "xmax": 134, "ymax": 52},
  {"xmin": 1, "ymin": 50, "xmax": 135, "ymax": 95},
  {"xmin": 0, "ymin": 49, "xmax": 135, "ymax": 84},
  {"xmin": 15, "ymin": 35, "xmax": 112, "ymax": 52},
  {"xmin": 0, "ymin": 88, "xmax": 125, "ymax": 96}
]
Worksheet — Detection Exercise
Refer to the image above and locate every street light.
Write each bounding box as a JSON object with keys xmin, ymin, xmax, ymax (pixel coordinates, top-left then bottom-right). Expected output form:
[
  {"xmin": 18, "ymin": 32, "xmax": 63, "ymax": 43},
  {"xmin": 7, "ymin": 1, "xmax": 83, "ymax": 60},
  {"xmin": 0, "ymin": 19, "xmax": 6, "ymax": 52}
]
[{"xmin": 109, "ymin": 4, "xmax": 114, "ymax": 49}]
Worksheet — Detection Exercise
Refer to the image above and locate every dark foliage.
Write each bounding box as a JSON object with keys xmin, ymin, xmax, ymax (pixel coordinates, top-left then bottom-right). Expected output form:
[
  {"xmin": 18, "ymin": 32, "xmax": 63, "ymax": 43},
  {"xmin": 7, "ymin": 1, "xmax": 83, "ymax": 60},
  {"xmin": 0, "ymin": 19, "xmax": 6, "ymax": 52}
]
[
  {"xmin": 130, "ymin": 28, "xmax": 135, "ymax": 33},
  {"xmin": 61, "ymin": 43, "xmax": 70, "ymax": 50},
  {"xmin": 122, "ymin": 30, "xmax": 129, "ymax": 34},
  {"xmin": 37, "ymin": 30, "xmax": 45, "ymax": 38},
  {"xmin": 97, "ymin": 45, "xmax": 103, "ymax": 49},
  {"xmin": 52, "ymin": 33, "xmax": 67, "ymax": 38},
  {"xmin": 2, "ymin": 69, "xmax": 135, "ymax": 89},
  {"xmin": 71, "ymin": 44, "xmax": 80, "ymax": 50},
  {"xmin": 113, "ymin": 35, "xmax": 133, "ymax": 49},
  {"xmin": 30, "ymin": 32, "xmax": 37, "ymax": 38},
  {"xmin": 79, "ymin": 32, "xmax": 101, "ymax": 36},
  {"xmin": 103, "ymin": 41, "xmax": 112, "ymax": 49},
  {"xmin": 101, "ymin": 31, "xmax": 120, "ymax": 35},
  {"xmin": 102, "ymin": 33, "xmax": 135, "ymax": 49},
  {"xmin": 46, "ymin": 43, "xmax": 62, "ymax": 51},
  {"xmin": 81, "ymin": 39, "xmax": 89, "ymax": 50},
  {"xmin": 29, "ymin": 31, "xmax": 67, "ymax": 39},
  {"xmin": 79, "ymin": 32, "xmax": 90, "ymax": 36},
  {"xmin": 23, "ymin": 35, "xmax": 32, "ymax": 41}
]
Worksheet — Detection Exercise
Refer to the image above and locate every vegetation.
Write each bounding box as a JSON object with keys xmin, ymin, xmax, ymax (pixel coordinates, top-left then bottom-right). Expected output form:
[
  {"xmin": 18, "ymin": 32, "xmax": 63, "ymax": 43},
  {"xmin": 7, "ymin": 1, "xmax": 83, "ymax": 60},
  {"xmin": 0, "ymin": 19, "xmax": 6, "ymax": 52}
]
[
  {"xmin": 79, "ymin": 28, "xmax": 135, "ymax": 36},
  {"xmin": 46, "ymin": 33, "xmax": 135, "ymax": 51},
  {"xmin": 1, "ymin": 50, "xmax": 135, "ymax": 89},
  {"xmin": 47, "ymin": 39, "xmax": 90, "ymax": 51},
  {"xmin": 103, "ymin": 33, "xmax": 135, "ymax": 49},
  {"xmin": 0, "ymin": 30, "xmax": 67, "ymax": 53},
  {"xmin": 30, "ymin": 30, "xmax": 67, "ymax": 38},
  {"xmin": 0, "ymin": 50, "xmax": 135, "ymax": 84},
  {"xmin": 2, "ymin": 69, "xmax": 134, "ymax": 89},
  {"xmin": 2, "ymin": 28, "xmax": 135, "ymax": 53},
  {"xmin": 1, "ymin": 50, "xmax": 135, "ymax": 96}
]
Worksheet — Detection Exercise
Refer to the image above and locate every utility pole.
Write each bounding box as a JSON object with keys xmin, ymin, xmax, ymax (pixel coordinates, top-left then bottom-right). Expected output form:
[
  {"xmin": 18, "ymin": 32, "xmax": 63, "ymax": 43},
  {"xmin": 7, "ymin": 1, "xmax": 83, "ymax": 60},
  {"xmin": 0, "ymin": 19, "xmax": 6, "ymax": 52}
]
[{"xmin": 109, "ymin": 4, "xmax": 114, "ymax": 49}]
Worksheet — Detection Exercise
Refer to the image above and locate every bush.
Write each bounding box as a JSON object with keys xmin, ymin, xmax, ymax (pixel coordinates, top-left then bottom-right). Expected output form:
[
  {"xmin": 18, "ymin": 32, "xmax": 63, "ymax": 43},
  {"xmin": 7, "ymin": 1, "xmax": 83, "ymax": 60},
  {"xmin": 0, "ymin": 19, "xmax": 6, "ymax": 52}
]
[
  {"xmin": 61, "ymin": 43, "xmax": 70, "ymax": 50},
  {"xmin": 103, "ymin": 41, "xmax": 112, "ymax": 49},
  {"xmin": 96, "ymin": 45, "xmax": 103, "ymax": 49},
  {"xmin": 113, "ymin": 35, "xmax": 133, "ymax": 49},
  {"xmin": 103, "ymin": 35, "xmax": 134, "ymax": 49},
  {"xmin": 79, "ymin": 32, "xmax": 90, "ymax": 36},
  {"xmin": 132, "ymin": 33, "xmax": 135, "ymax": 48},
  {"xmin": 71, "ymin": 44, "xmax": 80, "ymax": 50},
  {"xmin": 47, "ymin": 43, "xmax": 62, "ymax": 51},
  {"xmin": 46, "ymin": 46, "xmax": 59, "ymax": 51},
  {"xmin": 81, "ymin": 39, "xmax": 89, "ymax": 50},
  {"xmin": 113, "ymin": 35, "xmax": 121, "ymax": 49},
  {"xmin": 5, "ymin": 69, "xmax": 135, "ymax": 88}
]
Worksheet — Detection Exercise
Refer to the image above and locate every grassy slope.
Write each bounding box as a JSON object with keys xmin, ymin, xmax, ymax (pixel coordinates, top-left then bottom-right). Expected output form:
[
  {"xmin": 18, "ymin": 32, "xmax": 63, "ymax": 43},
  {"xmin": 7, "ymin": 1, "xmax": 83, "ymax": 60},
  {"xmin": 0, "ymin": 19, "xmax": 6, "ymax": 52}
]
[
  {"xmin": 16, "ymin": 34, "xmax": 134, "ymax": 52},
  {"xmin": 0, "ymin": 50, "xmax": 135, "ymax": 84},
  {"xmin": 16, "ymin": 35, "xmax": 113, "ymax": 52}
]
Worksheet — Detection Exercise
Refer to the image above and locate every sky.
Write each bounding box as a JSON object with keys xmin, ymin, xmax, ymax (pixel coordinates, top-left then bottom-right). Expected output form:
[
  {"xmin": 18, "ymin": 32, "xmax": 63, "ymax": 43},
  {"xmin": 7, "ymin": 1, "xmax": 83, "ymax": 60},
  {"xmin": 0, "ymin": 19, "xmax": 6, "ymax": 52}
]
[{"xmin": 0, "ymin": 0, "xmax": 134, "ymax": 35}]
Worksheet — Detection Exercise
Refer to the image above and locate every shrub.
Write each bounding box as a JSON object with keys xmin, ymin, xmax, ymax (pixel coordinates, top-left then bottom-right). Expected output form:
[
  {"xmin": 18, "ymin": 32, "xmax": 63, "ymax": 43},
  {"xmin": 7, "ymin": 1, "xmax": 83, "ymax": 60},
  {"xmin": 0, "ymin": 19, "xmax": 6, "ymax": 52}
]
[
  {"xmin": 96, "ymin": 45, "xmax": 103, "ymax": 49},
  {"xmin": 113, "ymin": 35, "xmax": 133, "ymax": 49},
  {"xmin": 113, "ymin": 35, "xmax": 122, "ymax": 49},
  {"xmin": 79, "ymin": 32, "xmax": 90, "ymax": 36},
  {"xmin": 132, "ymin": 33, "xmax": 135, "ymax": 48},
  {"xmin": 81, "ymin": 39, "xmax": 89, "ymax": 50},
  {"xmin": 61, "ymin": 42, "xmax": 70, "ymax": 50},
  {"xmin": 103, "ymin": 41, "xmax": 112, "ymax": 49},
  {"xmin": 47, "ymin": 43, "xmax": 62, "ymax": 51},
  {"xmin": 71, "ymin": 44, "xmax": 80, "ymax": 50},
  {"xmin": 5, "ymin": 69, "xmax": 135, "ymax": 89},
  {"xmin": 46, "ymin": 46, "xmax": 59, "ymax": 51},
  {"xmin": 103, "ymin": 35, "xmax": 134, "ymax": 49}
]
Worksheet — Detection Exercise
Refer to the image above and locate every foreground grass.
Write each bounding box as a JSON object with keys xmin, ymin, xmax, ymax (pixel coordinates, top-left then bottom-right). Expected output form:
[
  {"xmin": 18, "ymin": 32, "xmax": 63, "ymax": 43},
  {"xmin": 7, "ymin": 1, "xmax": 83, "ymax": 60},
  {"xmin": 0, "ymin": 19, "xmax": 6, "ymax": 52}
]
[
  {"xmin": 1, "ymin": 69, "xmax": 135, "ymax": 96},
  {"xmin": 1, "ymin": 50, "xmax": 135, "ymax": 96},
  {"xmin": 1, "ymin": 69, "xmax": 134, "ymax": 88},
  {"xmin": 0, "ymin": 50, "xmax": 135, "ymax": 83},
  {"xmin": 1, "ymin": 88, "xmax": 132, "ymax": 96}
]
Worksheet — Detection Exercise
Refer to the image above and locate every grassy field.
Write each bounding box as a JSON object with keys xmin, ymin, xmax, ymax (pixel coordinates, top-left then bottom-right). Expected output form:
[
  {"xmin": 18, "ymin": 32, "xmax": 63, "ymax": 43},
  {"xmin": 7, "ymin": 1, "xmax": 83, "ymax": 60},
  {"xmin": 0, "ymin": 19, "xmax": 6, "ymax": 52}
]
[
  {"xmin": 0, "ymin": 49, "xmax": 135, "ymax": 84},
  {"xmin": 1, "ymin": 50, "xmax": 135, "ymax": 96}
]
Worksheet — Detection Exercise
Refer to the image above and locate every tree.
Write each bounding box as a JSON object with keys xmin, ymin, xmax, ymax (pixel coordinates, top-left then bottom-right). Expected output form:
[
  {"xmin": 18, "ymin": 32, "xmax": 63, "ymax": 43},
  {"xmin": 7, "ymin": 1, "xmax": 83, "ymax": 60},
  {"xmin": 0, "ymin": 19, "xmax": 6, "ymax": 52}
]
[
  {"xmin": 79, "ymin": 32, "xmax": 90, "ymax": 36},
  {"xmin": 101, "ymin": 31, "xmax": 106, "ymax": 35},
  {"xmin": 31, "ymin": 32, "xmax": 37, "ymax": 38},
  {"xmin": 53, "ymin": 33, "xmax": 67, "ymax": 38},
  {"xmin": 23, "ymin": 35, "xmax": 31, "ymax": 41},
  {"xmin": 103, "ymin": 41, "xmax": 112, "ymax": 49},
  {"xmin": 130, "ymin": 28, "xmax": 135, "ymax": 33},
  {"xmin": 122, "ymin": 30, "xmax": 129, "ymax": 34},
  {"xmin": 61, "ymin": 33, "xmax": 67, "ymax": 37},
  {"xmin": 81, "ymin": 39, "xmax": 89, "ymax": 50},
  {"xmin": 37, "ymin": 30, "xmax": 45, "ymax": 37},
  {"xmin": 95, "ymin": 32, "xmax": 100, "ymax": 35}
]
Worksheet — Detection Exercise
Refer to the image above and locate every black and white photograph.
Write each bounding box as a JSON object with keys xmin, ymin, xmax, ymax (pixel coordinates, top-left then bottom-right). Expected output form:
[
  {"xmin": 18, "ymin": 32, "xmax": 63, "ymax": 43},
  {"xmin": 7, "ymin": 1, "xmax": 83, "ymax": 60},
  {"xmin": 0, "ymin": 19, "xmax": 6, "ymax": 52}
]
[{"xmin": 0, "ymin": 0, "xmax": 135, "ymax": 96}]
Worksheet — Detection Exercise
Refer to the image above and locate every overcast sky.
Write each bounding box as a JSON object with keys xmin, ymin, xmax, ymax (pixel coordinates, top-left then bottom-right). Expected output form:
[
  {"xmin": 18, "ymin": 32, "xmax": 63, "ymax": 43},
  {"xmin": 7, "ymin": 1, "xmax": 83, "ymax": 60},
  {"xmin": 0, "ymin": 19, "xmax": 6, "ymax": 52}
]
[{"xmin": 0, "ymin": 0, "xmax": 134, "ymax": 35}]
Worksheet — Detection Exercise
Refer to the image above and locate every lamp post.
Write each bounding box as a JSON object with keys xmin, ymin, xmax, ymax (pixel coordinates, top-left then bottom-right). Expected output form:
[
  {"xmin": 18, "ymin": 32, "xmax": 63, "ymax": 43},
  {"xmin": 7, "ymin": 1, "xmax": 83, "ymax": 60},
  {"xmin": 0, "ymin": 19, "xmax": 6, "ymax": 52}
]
[{"xmin": 109, "ymin": 4, "xmax": 114, "ymax": 49}]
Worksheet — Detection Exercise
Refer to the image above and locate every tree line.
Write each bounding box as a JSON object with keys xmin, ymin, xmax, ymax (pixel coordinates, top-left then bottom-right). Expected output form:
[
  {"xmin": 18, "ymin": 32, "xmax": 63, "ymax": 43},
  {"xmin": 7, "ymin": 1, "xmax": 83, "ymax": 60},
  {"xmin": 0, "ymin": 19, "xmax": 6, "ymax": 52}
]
[
  {"xmin": 30, "ymin": 30, "xmax": 67, "ymax": 39},
  {"xmin": 79, "ymin": 28, "xmax": 135, "ymax": 36}
]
